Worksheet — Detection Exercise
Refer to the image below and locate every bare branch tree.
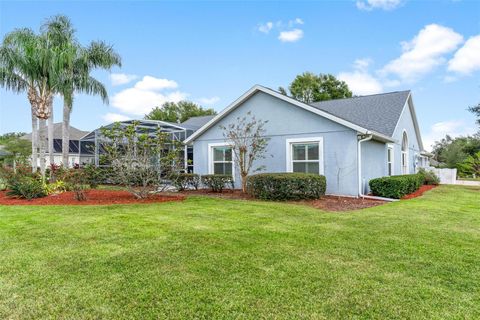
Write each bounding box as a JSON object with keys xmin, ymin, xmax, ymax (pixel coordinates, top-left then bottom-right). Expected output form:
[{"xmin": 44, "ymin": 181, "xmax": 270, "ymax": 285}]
[
  {"xmin": 220, "ymin": 112, "xmax": 269, "ymax": 192},
  {"xmin": 100, "ymin": 122, "xmax": 183, "ymax": 199}
]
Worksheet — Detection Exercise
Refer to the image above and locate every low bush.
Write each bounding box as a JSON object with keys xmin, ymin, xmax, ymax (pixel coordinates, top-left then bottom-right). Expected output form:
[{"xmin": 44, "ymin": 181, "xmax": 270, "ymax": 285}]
[
  {"xmin": 201, "ymin": 174, "xmax": 234, "ymax": 192},
  {"xmin": 46, "ymin": 180, "xmax": 69, "ymax": 194},
  {"xmin": 82, "ymin": 164, "xmax": 112, "ymax": 188},
  {"xmin": 417, "ymin": 168, "xmax": 440, "ymax": 185},
  {"xmin": 369, "ymin": 174, "xmax": 423, "ymax": 199},
  {"xmin": 172, "ymin": 173, "xmax": 200, "ymax": 191},
  {"xmin": 63, "ymin": 168, "xmax": 89, "ymax": 201},
  {"xmin": 0, "ymin": 177, "xmax": 7, "ymax": 191},
  {"xmin": 7, "ymin": 177, "xmax": 47, "ymax": 200},
  {"xmin": 247, "ymin": 173, "xmax": 327, "ymax": 201}
]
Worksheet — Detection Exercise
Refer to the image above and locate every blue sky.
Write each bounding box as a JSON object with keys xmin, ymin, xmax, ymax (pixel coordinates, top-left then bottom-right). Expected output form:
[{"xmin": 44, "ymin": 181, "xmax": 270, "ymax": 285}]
[{"xmin": 0, "ymin": 0, "xmax": 479, "ymax": 150}]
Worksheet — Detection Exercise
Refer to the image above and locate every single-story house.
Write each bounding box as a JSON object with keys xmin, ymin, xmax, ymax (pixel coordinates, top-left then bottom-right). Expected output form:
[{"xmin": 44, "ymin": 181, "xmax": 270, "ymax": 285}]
[
  {"xmin": 23, "ymin": 123, "xmax": 92, "ymax": 168},
  {"xmin": 185, "ymin": 85, "xmax": 430, "ymax": 197}
]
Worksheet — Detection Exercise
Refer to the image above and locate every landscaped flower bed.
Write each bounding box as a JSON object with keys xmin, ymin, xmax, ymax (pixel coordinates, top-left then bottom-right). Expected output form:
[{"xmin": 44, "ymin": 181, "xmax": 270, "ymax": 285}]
[{"xmin": 0, "ymin": 189, "xmax": 185, "ymax": 206}]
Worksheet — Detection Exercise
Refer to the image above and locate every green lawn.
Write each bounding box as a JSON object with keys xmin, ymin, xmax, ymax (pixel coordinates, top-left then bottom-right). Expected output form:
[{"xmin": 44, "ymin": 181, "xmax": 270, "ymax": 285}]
[{"xmin": 0, "ymin": 185, "xmax": 479, "ymax": 319}]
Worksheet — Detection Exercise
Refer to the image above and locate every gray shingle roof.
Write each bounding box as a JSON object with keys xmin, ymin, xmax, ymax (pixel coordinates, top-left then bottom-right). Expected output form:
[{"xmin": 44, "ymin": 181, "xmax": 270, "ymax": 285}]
[
  {"xmin": 181, "ymin": 115, "xmax": 216, "ymax": 130},
  {"xmin": 310, "ymin": 91, "xmax": 410, "ymax": 137},
  {"xmin": 22, "ymin": 123, "xmax": 89, "ymax": 141}
]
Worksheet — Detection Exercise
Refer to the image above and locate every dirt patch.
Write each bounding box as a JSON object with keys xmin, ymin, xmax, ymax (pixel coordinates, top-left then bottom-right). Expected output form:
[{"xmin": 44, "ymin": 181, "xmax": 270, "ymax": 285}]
[
  {"xmin": 296, "ymin": 196, "xmax": 386, "ymax": 211},
  {"xmin": 182, "ymin": 189, "xmax": 254, "ymax": 200},
  {"xmin": 0, "ymin": 190, "xmax": 185, "ymax": 206},
  {"xmin": 402, "ymin": 184, "xmax": 437, "ymax": 200},
  {"xmin": 182, "ymin": 189, "xmax": 386, "ymax": 211}
]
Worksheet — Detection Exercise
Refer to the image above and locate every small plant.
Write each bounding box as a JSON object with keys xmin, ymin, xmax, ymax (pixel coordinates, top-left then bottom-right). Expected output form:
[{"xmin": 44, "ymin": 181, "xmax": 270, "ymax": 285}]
[
  {"xmin": 417, "ymin": 168, "xmax": 440, "ymax": 185},
  {"xmin": 247, "ymin": 173, "xmax": 326, "ymax": 201},
  {"xmin": 6, "ymin": 177, "xmax": 47, "ymax": 200},
  {"xmin": 64, "ymin": 168, "xmax": 89, "ymax": 201},
  {"xmin": 82, "ymin": 164, "xmax": 107, "ymax": 189},
  {"xmin": 201, "ymin": 174, "xmax": 234, "ymax": 192},
  {"xmin": 46, "ymin": 180, "xmax": 69, "ymax": 194},
  {"xmin": 172, "ymin": 173, "xmax": 200, "ymax": 191}
]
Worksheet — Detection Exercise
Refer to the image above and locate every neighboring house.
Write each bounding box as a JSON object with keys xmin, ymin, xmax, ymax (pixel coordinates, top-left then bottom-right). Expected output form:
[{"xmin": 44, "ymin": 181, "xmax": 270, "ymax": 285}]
[
  {"xmin": 22, "ymin": 123, "xmax": 92, "ymax": 168},
  {"xmin": 185, "ymin": 85, "xmax": 430, "ymax": 197}
]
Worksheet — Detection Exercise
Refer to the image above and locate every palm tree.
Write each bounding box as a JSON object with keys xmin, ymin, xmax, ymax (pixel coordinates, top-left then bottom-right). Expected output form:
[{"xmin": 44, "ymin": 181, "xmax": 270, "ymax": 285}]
[
  {"xmin": 1, "ymin": 27, "xmax": 63, "ymax": 177},
  {"xmin": 42, "ymin": 15, "xmax": 121, "ymax": 166},
  {"xmin": 0, "ymin": 28, "xmax": 43, "ymax": 173}
]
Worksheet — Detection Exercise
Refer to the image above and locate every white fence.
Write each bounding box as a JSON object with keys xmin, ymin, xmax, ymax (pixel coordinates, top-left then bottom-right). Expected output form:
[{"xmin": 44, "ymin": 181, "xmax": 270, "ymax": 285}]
[{"xmin": 427, "ymin": 167, "xmax": 457, "ymax": 184}]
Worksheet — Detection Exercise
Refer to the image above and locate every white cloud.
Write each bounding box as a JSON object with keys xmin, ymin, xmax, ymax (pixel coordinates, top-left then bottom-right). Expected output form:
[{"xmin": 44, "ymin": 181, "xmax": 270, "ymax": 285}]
[
  {"xmin": 380, "ymin": 24, "xmax": 463, "ymax": 82},
  {"xmin": 278, "ymin": 29, "xmax": 304, "ymax": 43},
  {"xmin": 257, "ymin": 19, "xmax": 304, "ymax": 42},
  {"xmin": 134, "ymin": 76, "xmax": 178, "ymax": 91},
  {"xmin": 356, "ymin": 0, "xmax": 403, "ymax": 11},
  {"xmin": 110, "ymin": 73, "xmax": 137, "ymax": 86},
  {"xmin": 338, "ymin": 58, "xmax": 384, "ymax": 95},
  {"xmin": 258, "ymin": 22, "xmax": 273, "ymax": 34},
  {"xmin": 197, "ymin": 96, "xmax": 220, "ymax": 106},
  {"xmin": 102, "ymin": 113, "xmax": 131, "ymax": 123},
  {"xmin": 447, "ymin": 35, "xmax": 480, "ymax": 75},
  {"xmin": 111, "ymin": 76, "xmax": 188, "ymax": 116},
  {"xmin": 112, "ymin": 88, "xmax": 187, "ymax": 116},
  {"xmin": 422, "ymin": 120, "xmax": 477, "ymax": 151}
]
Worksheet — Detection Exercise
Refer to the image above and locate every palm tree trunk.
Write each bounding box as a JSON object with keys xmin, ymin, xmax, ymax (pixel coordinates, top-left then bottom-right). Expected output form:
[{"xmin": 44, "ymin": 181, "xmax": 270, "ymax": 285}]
[
  {"xmin": 38, "ymin": 119, "xmax": 47, "ymax": 178},
  {"xmin": 31, "ymin": 109, "xmax": 38, "ymax": 173},
  {"xmin": 62, "ymin": 100, "xmax": 71, "ymax": 167},
  {"xmin": 48, "ymin": 104, "xmax": 54, "ymax": 169}
]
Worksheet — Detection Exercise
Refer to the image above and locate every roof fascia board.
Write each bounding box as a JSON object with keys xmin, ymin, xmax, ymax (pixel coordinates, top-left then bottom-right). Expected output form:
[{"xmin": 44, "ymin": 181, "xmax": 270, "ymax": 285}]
[
  {"xmin": 391, "ymin": 92, "xmax": 425, "ymax": 151},
  {"xmin": 184, "ymin": 85, "xmax": 369, "ymax": 144}
]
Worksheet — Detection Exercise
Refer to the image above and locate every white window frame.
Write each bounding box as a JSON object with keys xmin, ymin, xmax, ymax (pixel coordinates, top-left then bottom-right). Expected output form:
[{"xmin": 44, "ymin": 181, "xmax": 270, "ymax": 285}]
[
  {"xmin": 387, "ymin": 144, "xmax": 394, "ymax": 176},
  {"xmin": 401, "ymin": 130, "xmax": 409, "ymax": 174},
  {"xmin": 285, "ymin": 137, "xmax": 324, "ymax": 175},
  {"xmin": 208, "ymin": 142, "xmax": 234, "ymax": 177}
]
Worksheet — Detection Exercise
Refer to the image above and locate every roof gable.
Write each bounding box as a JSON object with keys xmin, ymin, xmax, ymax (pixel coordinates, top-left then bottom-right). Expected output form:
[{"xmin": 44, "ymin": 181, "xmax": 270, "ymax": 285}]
[{"xmin": 184, "ymin": 85, "xmax": 395, "ymax": 144}]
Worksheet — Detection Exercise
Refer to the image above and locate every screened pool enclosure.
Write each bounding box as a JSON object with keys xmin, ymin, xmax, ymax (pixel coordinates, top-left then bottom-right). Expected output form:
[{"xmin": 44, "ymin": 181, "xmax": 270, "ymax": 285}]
[{"xmin": 78, "ymin": 120, "xmax": 198, "ymax": 172}]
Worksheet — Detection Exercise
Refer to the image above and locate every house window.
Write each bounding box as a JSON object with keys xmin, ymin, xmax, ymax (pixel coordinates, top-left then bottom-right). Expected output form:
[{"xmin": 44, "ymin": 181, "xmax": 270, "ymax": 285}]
[
  {"xmin": 211, "ymin": 145, "xmax": 233, "ymax": 175},
  {"xmin": 401, "ymin": 131, "xmax": 408, "ymax": 174},
  {"xmin": 387, "ymin": 146, "xmax": 394, "ymax": 176},
  {"xmin": 286, "ymin": 137, "xmax": 324, "ymax": 175}
]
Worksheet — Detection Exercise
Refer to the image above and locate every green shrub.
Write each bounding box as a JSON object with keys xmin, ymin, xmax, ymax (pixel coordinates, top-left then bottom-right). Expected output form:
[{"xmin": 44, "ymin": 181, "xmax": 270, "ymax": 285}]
[
  {"xmin": 369, "ymin": 174, "xmax": 423, "ymax": 199},
  {"xmin": 172, "ymin": 173, "xmax": 200, "ymax": 191},
  {"xmin": 6, "ymin": 177, "xmax": 47, "ymax": 199},
  {"xmin": 82, "ymin": 164, "xmax": 111, "ymax": 188},
  {"xmin": 201, "ymin": 174, "xmax": 234, "ymax": 192},
  {"xmin": 63, "ymin": 168, "xmax": 90, "ymax": 201},
  {"xmin": 46, "ymin": 180, "xmax": 69, "ymax": 194},
  {"xmin": 417, "ymin": 168, "xmax": 440, "ymax": 185},
  {"xmin": 247, "ymin": 173, "xmax": 326, "ymax": 201},
  {"xmin": 0, "ymin": 177, "xmax": 7, "ymax": 191}
]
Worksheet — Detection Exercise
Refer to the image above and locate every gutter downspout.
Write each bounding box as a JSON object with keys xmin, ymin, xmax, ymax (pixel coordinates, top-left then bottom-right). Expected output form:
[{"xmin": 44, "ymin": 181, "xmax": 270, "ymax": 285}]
[{"xmin": 357, "ymin": 133, "xmax": 398, "ymax": 202}]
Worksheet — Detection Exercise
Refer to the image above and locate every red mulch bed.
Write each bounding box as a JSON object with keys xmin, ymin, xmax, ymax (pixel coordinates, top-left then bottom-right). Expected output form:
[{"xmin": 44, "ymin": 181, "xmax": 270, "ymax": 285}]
[
  {"xmin": 0, "ymin": 190, "xmax": 185, "ymax": 206},
  {"xmin": 182, "ymin": 189, "xmax": 386, "ymax": 211},
  {"xmin": 402, "ymin": 184, "xmax": 437, "ymax": 199}
]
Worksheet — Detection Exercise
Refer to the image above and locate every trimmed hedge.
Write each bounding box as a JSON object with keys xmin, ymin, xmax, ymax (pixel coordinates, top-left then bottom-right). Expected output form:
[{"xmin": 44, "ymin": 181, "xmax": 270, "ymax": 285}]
[
  {"xmin": 172, "ymin": 173, "xmax": 200, "ymax": 191},
  {"xmin": 201, "ymin": 174, "xmax": 234, "ymax": 192},
  {"xmin": 247, "ymin": 173, "xmax": 326, "ymax": 201},
  {"xmin": 369, "ymin": 174, "xmax": 423, "ymax": 199}
]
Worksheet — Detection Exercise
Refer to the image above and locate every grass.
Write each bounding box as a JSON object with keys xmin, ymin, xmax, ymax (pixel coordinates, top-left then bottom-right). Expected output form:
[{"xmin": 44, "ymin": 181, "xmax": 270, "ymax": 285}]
[
  {"xmin": 458, "ymin": 177, "xmax": 480, "ymax": 181},
  {"xmin": 0, "ymin": 185, "xmax": 479, "ymax": 319}
]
